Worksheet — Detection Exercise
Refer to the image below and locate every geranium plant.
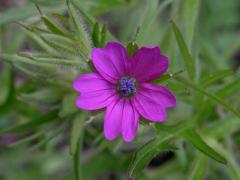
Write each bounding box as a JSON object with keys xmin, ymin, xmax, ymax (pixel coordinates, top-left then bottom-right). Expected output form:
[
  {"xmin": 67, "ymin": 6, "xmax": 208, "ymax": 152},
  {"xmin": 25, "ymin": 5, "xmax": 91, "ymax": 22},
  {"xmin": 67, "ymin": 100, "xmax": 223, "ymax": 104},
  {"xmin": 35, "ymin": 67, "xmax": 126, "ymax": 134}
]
[{"xmin": 0, "ymin": 0, "xmax": 240, "ymax": 179}]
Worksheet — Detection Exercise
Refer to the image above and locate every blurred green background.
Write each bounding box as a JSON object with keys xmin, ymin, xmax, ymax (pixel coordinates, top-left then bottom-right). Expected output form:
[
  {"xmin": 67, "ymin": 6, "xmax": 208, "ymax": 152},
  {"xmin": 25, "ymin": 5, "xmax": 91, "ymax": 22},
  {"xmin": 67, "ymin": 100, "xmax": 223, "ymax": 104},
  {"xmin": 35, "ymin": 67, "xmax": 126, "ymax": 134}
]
[{"xmin": 0, "ymin": 0, "xmax": 240, "ymax": 180}]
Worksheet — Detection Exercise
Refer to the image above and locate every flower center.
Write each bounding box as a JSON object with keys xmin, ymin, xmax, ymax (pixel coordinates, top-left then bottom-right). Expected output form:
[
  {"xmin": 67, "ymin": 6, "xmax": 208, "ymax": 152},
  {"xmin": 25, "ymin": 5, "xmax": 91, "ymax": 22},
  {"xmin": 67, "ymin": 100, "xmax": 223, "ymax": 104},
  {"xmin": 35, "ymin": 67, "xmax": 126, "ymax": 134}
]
[{"xmin": 117, "ymin": 76, "xmax": 137, "ymax": 97}]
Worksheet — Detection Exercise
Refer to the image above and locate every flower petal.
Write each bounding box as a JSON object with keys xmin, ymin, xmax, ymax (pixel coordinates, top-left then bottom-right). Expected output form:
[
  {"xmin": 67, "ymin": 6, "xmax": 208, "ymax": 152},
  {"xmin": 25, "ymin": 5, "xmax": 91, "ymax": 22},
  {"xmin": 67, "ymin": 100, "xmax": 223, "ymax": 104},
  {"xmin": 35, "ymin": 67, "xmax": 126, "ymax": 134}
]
[
  {"xmin": 76, "ymin": 90, "xmax": 117, "ymax": 110},
  {"xmin": 73, "ymin": 73, "xmax": 114, "ymax": 93},
  {"xmin": 92, "ymin": 41, "xmax": 129, "ymax": 83},
  {"xmin": 139, "ymin": 83, "xmax": 176, "ymax": 108},
  {"xmin": 122, "ymin": 99, "xmax": 139, "ymax": 142},
  {"xmin": 104, "ymin": 98, "xmax": 123, "ymax": 141},
  {"xmin": 104, "ymin": 98, "xmax": 139, "ymax": 142},
  {"xmin": 133, "ymin": 84, "xmax": 175, "ymax": 122},
  {"xmin": 73, "ymin": 73, "xmax": 116, "ymax": 110},
  {"xmin": 130, "ymin": 46, "xmax": 168, "ymax": 82}
]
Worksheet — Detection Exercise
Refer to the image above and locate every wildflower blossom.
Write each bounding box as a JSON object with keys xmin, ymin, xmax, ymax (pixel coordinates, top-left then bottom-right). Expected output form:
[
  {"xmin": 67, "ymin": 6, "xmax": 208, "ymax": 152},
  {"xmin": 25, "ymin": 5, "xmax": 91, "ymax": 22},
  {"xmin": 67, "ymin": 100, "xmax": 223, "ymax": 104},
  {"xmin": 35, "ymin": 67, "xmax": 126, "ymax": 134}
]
[{"xmin": 73, "ymin": 42, "xmax": 176, "ymax": 142}]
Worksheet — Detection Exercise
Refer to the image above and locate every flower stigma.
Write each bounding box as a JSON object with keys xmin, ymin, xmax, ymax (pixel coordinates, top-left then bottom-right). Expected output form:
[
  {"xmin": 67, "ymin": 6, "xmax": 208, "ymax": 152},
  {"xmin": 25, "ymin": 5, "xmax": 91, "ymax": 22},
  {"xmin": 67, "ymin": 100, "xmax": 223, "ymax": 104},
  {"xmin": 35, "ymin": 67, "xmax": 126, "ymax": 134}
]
[{"xmin": 117, "ymin": 76, "xmax": 137, "ymax": 97}]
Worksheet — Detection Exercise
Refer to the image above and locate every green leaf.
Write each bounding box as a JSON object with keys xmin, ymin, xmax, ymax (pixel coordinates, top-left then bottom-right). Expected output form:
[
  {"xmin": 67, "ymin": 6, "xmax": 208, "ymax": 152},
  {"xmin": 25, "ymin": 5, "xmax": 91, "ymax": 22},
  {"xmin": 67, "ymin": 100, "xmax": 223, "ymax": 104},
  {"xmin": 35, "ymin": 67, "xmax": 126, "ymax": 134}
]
[
  {"xmin": 128, "ymin": 121, "xmax": 192, "ymax": 179},
  {"xmin": 200, "ymin": 38, "xmax": 226, "ymax": 70},
  {"xmin": 135, "ymin": 0, "xmax": 158, "ymax": 44},
  {"xmin": 129, "ymin": 140, "xmax": 176, "ymax": 179},
  {"xmin": 171, "ymin": 20, "xmax": 196, "ymax": 81},
  {"xmin": 226, "ymin": 152, "xmax": 240, "ymax": 180},
  {"xmin": 67, "ymin": 0, "xmax": 92, "ymax": 59},
  {"xmin": 0, "ymin": 4, "xmax": 65, "ymax": 26},
  {"xmin": 187, "ymin": 154, "xmax": 208, "ymax": 180},
  {"xmin": 72, "ymin": 0, "xmax": 116, "ymax": 42},
  {"xmin": 215, "ymin": 77, "xmax": 240, "ymax": 98},
  {"xmin": 210, "ymin": 140, "xmax": 240, "ymax": 180},
  {"xmin": 19, "ymin": 25, "xmax": 57, "ymax": 54},
  {"xmin": 41, "ymin": 16, "xmax": 68, "ymax": 36},
  {"xmin": 40, "ymin": 35, "xmax": 81, "ymax": 58},
  {"xmin": 182, "ymin": 0, "xmax": 200, "ymax": 47},
  {"xmin": 71, "ymin": 114, "xmax": 85, "ymax": 180},
  {"xmin": 1, "ymin": 24, "xmax": 26, "ymax": 53},
  {"xmin": 51, "ymin": 13, "xmax": 69, "ymax": 26},
  {"xmin": 175, "ymin": 76, "xmax": 240, "ymax": 118},
  {"xmin": 100, "ymin": 24, "xmax": 107, "ymax": 47},
  {"xmin": 154, "ymin": 70, "xmax": 184, "ymax": 84},
  {"xmin": 29, "ymin": 121, "xmax": 67, "ymax": 151},
  {"xmin": 30, "ymin": 56, "xmax": 85, "ymax": 66},
  {"xmin": 193, "ymin": 69, "xmax": 233, "ymax": 116},
  {"xmin": 10, "ymin": 62, "xmax": 52, "ymax": 80},
  {"xmin": 59, "ymin": 93, "xmax": 78, "ymax": 118},
  {"xmin": 17, "ymin": 50, "xmax": 84, "ymax": 66},
  {"xmin": 92, "ymin": 22, "xmax": 100, "ymax": 47},
  {"xmin": 204, "ymin": 116, "xmax": 240, "ymax": 139},
  {"xmin": 19, "ymin": 86, "xmax": 64, "ymax": 105},
  {"xmin": 14, "ymin": 101, "xmax": 40, "ymax": 118},
  {"xmin": 30, "ymin": 26, "xmax": 50, "ymax": 34},
  {"xmin": 9, "ymin": 130, "xmax": 45, "ymax": 147},
  {"xmin": 70, "ymin": 113, "xmax": 85, "ymax": 155},
  {"xmin": 0, "ymin": 110, "xmax": 58, "ymax": 135},
  {"xmin": 74, "ymin": 140, "xmax": 81, "ymax": 180},
  {"xmin": 136, "ymin": 0, "xmax": 172, "ymax": 44},
  {"xmin": 77, "ymin": 0, "xmax": 127, "ymax": 16},
  {"xmin": 127, "ymin": 42, "xmax": 139, "ymax": 57},
  {"xmin": 0, "ymin": 4, "xmax": 37, "ymax": 26},
  {"xmin": 0, "ymin": 66, "xmax": 15, "ymax": 116},
  {"xmin": 198, "ymin": 76, "xmax": 240, "ymax": 122},
  {"xmin": 2, "ymin": 54, "xmax": 57, "ymax": 69},
  {"xmin": 82, "ymin": 152, "xmax": 127, "ymax": 179},
  {"xmin": 40, "ymin": 33, "xmax": 75, "ymax": 47},
  {"xmin": 0, "ymin": 64, "xmax": 13, "ymax": 106},
  {"xmin": 199, "ymin": 69, "xmax": 233, "ymax": 88},
  {"xmin": 182, "ymin": 129, "xmax": 226, "ymax": 164},
  {"xmin": 7, "ymin": 61, "xmax": 71, "ymax": 88},
  {"xmin": 222, "ymin": 38, "xmax": 240, "ymax": 62},
  {"xmin": 71, "ymin": 0, "xmax": 95, "ymax": 25}
]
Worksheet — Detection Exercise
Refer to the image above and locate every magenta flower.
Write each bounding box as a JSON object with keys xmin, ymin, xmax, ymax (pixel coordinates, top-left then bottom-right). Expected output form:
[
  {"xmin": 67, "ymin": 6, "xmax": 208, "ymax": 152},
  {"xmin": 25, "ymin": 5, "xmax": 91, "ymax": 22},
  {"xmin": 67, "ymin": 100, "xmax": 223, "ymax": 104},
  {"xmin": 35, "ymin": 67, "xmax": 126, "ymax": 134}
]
[{"xmin": 73, "ymin": 42, "xmax": 176, "ymax": 142}]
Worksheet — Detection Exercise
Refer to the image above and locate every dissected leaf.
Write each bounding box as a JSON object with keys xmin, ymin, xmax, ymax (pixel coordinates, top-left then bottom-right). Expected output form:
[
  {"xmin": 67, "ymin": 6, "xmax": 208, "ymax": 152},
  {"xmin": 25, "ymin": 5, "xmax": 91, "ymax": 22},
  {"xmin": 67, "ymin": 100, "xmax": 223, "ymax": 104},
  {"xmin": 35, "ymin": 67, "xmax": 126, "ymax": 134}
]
[
  {"xmin": 67, "ymin": 0, "xmax": 92, "ymax": 59},
  {"xmin": 129, "ymin": 141, "xmax": 176, "ymax": 179},
  {"xmin": 30, "ymin": 121, "xmax": 68, "ymax": 151},
  {"xmin": 0, "ymin": 110, "xmax": 58, "ymax": 135},
  {"xmin": 100, "ymin": 24, "xmax": 107, "ymax": 47},
  {"xmin": 71, "ymin": 113, "xmax": 85, "ymax": 180},
  {"xmin": 0, "ymin": 65, "xmax": 13, "ymax": 106},
  {"xmin": 59, "ymin": 93, "xmax": 78, "ymax": 118},
  {"xmin": 20, "ymin": 25, "xmax": 57, "ymax": 54},
  {"xmin": 171, "ymin": 20, "xmax": 196, "ymax": 81},
  {"xmin": 9, "ymin": 130, "xmax": 45, "ymax": 147},
  {"xmin": 41, "ymin": 35, "xmax": 80, "ymax": 57},
  {"xmin": 41, "ymin": 16, "xmax": 68, "ymax": 36},
  {"xmin": 128, "ymin": 121, "xmax": 192, "ymax": 179},
  {"xmin": 199, "ymin": 69, "xmax": 233, "ymax": 88},
  {"xmin": 175, "ymin": 76, "xmax": 240, "ymax": 118},
  {"xmin": 183, "ymin": 0, "xmax": 200, "ymax": 47},
  {"xmin": 19, "ymin": 86, "xmax": 64, "ymax": 105},
  {"xmin": 70, "ymin": 113, "xmax": 85, "ymax": 155},
  {"xmin": 92, "ymin": 22, "xmax": 100, "ymax": 47},
  {"xmin": 182, "ymin": 129, "xmax": 226, "ymax": 164},
  {"xmin": 154, "ymin": 70, "xmax": 184, "ymax": 84},
  {"xmin": 187, "ymin": 154, "xmax": 208, "ymax": 180}
]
